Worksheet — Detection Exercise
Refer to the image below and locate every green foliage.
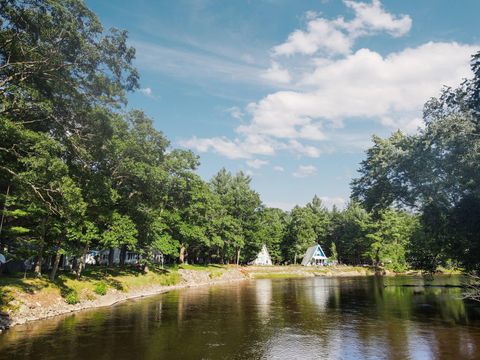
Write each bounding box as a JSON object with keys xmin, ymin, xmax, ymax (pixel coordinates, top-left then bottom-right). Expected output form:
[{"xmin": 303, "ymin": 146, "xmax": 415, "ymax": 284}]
[
  {"xmin": 65, "ymin": 290, "xmax": 80, "ymax": 305},
  {"xmin": 101, "ymin": 212, "xmax": 138, "ymax": 251},
  {"xmin": 3, "ymin": 0, "xmax": 477, "ymax": 275},
  {"xmin": 94, "ymin": 282, "xmax": 108, "ymax": 296}
]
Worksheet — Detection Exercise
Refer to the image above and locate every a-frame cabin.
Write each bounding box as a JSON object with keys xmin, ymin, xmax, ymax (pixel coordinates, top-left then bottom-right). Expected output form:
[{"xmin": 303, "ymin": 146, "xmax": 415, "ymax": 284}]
[{"xmin": 301, "ymin": 244, "xmax": 328, "ymax": 266}]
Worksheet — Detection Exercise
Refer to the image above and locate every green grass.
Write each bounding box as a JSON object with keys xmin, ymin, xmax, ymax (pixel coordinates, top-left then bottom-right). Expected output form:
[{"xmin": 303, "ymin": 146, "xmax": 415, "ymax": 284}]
[{"xmin": 0, "ymin": 266, "xmax": 182, "ymax": 309}]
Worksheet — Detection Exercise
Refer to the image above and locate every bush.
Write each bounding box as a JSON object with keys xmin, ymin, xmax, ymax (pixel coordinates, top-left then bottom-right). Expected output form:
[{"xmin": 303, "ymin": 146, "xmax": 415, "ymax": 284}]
[
  {"xmin": 94, "ymin": 282, "xmax": 107, "ymax": 296},
  {"xmin": 65, "ymin": 291, "xmax": 79, "ymax": 305}
]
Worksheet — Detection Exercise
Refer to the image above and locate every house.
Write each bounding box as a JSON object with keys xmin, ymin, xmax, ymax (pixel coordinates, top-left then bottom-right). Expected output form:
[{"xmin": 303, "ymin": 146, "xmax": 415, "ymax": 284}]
[
  {"xmin": 301, "ymin": 244, "xmax": 328, "ymax": 266},
  {"xmin": 151, "ymin": 250, "xmax": 164, "ymax": 265},
  {"xmin": 85, "ymin": 250, "xmax": 99, "ymax": 265},
  {"xmin": 250, "ymin": 244, "xmax": 273, "ymax": 266},
  {"xmin": 98, "ymin": 248, "xmax": 139, "ymax": 265}
]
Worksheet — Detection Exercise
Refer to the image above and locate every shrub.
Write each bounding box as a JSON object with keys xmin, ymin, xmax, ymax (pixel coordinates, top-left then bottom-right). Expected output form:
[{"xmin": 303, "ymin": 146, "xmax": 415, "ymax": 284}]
[
  {"xmin": 65, "ymin": 291, "xmax": 79, "ymax": 305},
  {"xmin": 94, "ymin": 282, "xmax": 107, "ymax": 296}
]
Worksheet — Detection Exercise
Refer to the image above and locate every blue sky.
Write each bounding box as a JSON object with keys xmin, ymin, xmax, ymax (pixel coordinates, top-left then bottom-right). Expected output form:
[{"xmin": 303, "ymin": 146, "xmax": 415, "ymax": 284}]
[{"xmin": 87, "ymin": 0, "xmax": 479, "ymax": 210}]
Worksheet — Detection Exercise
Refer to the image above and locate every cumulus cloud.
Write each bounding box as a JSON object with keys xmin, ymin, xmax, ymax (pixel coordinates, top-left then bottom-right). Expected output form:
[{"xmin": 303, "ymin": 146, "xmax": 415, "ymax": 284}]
[
  {"xmin": 246, "ymin": 159, "xmax": 268, "ymax": 169},
  {"xmin": 273, "ymin": 0, "xmax": 411, "ymax": 57},
  {"xmin": 180, "ymin": 1, "xmax": 478, "ymax": 165},
  {"xmin": 293, "ymin": 165, "xmax": 317, "ymax": 178},
  {"xmin": 261, "ymin": 61, "xmax": 292, "ymax": 84},
  {"xmin": 257, "ymin": 42, "xmax": 477, "ymax": 133},
  {"xmin": 179, "ymin": 135, "xmax": 275, "ymax": 159},
  {"xmin": 273, "ymin": 166, "xmax": 285, "ymax": 172}
]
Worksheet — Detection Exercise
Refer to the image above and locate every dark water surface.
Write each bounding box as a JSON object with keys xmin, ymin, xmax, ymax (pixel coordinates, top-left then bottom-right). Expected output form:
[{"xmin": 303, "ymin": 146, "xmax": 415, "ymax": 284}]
[{"xmin": 1, "ymin": 276, "xmax": 480, "ymax": 359}]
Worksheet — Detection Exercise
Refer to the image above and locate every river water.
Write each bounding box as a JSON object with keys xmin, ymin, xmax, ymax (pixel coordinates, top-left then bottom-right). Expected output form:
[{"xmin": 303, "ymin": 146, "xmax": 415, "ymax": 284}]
[{"xmin": 1, "ymin": 276, "xmax": 480, "ymax": 359}]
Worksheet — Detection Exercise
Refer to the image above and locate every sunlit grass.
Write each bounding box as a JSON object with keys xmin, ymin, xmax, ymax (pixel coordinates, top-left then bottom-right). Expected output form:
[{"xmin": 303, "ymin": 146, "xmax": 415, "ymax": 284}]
[{"xmin": 0, "ymin": 266, "xmax": 181, "ymax": 310}]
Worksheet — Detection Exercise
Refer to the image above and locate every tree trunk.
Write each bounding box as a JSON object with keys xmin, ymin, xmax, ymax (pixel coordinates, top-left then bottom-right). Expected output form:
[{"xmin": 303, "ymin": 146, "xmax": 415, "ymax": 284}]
[
  {"xmin": 108, "ymin": 248, "xmax": 114, "ymax": 267},
  {"xmin": 0, "ymin": 184, "xmax": 10, "ymax": 248},
  {"xmin": 294, "ymin": 253, "xmax": 297, "ymax": 265},
  {"xmin": 179, "ymin": 245, "xmax": 186, "ymax": 264},
  {"xmin": 34, "ymin": 218, "xmax": 47, "ymax": 277},
  {"xmin": 76, "ymin": 245, "xmax": 88, "ymax": 279},
  {"xmin": 236, "ymin": 248, "xmax": 241, "ymax": 266},
  {"xmin": 50, "ymin": 250, "xmax": 61, "ymax": 281},
  {"xmin": 119, "ymin": 245, "xmax": 127, "ymax": 266}
]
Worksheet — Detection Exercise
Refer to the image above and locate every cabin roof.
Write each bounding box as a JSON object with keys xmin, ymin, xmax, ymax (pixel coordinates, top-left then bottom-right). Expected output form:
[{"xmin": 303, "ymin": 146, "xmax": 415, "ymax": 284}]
[{"xmin": 301, "ymin": 244, "xmax": 327, "ymax": 265}]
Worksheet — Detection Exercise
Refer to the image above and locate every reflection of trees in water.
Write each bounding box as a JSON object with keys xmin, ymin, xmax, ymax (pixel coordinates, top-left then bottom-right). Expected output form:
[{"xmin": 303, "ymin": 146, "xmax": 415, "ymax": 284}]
[{"xmin": 1, "ymin": 277, "xmax": 480, "ymax": 359}]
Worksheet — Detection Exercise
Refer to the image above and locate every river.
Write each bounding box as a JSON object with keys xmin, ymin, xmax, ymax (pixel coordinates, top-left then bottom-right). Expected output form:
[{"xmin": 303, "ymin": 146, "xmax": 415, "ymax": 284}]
[{"xmin": 1, "ymin": 275, "xmax": 480, "ymax": 359}]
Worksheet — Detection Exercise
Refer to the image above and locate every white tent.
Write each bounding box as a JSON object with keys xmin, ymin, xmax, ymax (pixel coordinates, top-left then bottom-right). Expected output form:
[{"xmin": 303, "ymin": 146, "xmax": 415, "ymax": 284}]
[
  {"xmin": 301, "ymin": 244, "xmax": 328, "ymax": 266},
  {"xmin": 251, "ymin": 244, "xmax": 273, "ymax": 266}
]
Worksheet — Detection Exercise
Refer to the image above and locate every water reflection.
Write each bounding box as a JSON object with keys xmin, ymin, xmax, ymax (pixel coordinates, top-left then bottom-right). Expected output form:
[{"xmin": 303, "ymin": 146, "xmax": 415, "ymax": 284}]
[
  {"xmin": 255, "ymin": 279, "xmax": 272, "ymax": 321},
  {"xmin": 1, "ymin": 276, "xmax": 480, "ymax": 359}
]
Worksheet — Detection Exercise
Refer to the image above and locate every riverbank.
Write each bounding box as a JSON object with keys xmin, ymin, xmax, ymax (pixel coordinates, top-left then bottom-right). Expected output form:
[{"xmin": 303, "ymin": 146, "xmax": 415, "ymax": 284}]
[{"xmin": 0, "ymin": 264, "xmax": 423, "ymax": 332}]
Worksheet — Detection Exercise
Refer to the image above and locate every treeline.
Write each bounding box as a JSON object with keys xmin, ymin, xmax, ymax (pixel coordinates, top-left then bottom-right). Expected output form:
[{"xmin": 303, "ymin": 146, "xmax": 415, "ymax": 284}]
[{"xmin": 1, "ymin": 1, "xmax": 478, "ymax": 279}]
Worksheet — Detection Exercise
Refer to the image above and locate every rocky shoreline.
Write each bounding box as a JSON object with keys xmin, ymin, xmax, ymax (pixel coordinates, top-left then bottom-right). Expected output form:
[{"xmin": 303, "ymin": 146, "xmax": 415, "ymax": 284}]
[{"xmin": 0, "ymin": 268, "xmax": 246, "ymax": 332}]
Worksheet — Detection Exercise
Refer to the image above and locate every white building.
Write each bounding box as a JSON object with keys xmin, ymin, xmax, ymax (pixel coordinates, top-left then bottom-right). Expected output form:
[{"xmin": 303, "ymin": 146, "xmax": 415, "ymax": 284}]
[
  {"xmin": 301, "ymin": 244, "xmax": 328, "ymax": 266},
  {"xmin": 98, "ymin": 248, "xmax": 139, "ymax": 265},
  {"xmin": 251, "ymin": 244, "xmax": 273, "ymax": 266}
]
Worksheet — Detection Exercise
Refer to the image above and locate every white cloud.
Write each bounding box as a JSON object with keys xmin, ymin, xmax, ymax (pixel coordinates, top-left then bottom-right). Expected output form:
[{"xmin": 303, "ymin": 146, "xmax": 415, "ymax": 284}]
[
  {"xmin": 293, "ymin": 165, "xmax": 317, "ymax": 178},
  {"xmin": 252, "ymin": 42, "xmax": 477, "ymax": 137},
  {"xmin": 226, "ymin": 106, "xmax": 244, "ymax": 119},
  {"xmin": 273, "ymin": 166, "xmax": 284, "ymax": 172},
  {"xmin": 179, "ymin": 135, "xmax": 275, "ymax": 159},
  {"xmin": 319, "ymin": 196, "xmax": 346, "ymax": 209},
  {"xmin": 261, "ymin": 61, "xmax": 292, "ymax": 84},
  {"xmin": 274, "ymin": 18, "xmax": 352, "ymax": 57},
  {"xmin": 179, "ymin": 1, "xmax": 477, "ymax": 166},
  {"xmin": 246, "ymin": 159, "xmax": 268, "ymax": 169},
  {"xmin": 284, "ymin": 140, "xmax": 322, "ymax": 158},
  {"xmin": 343, "ymin": 0, "xmax": 412, "ymax": 38},
  {"xmin": 139, "ymin": 87, "xmax": 153, "ymax": 97},
  {"xmin": 273, "ymin": 0, "xmax": 411, "ymax": 57}
]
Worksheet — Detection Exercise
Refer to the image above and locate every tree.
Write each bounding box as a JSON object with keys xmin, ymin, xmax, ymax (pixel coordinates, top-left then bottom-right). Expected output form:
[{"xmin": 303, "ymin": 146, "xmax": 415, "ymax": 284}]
[
  {"xmin": 101, "ymin": 212, "xmax": 138, "ymax": 266},
  {"xmin": 351, "ymin": 51, "xmax": 480, "ymax": 271},
  {"xmin": 366, "ymin": 209, "xmax": 418, "ymax": 272}
]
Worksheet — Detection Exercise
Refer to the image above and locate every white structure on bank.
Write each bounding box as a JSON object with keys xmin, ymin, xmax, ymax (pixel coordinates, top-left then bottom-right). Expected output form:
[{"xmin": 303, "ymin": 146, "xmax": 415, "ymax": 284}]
[
  {"xmin": 301, "ymin": 244, "xmax": 328, "ymax": 266},
  {"xmin": 98, "ymin": 248, "xmax": 139, "ymax": 265},
  {"xmin": 251, "ymin": 244, "xmax": 273, "ymax": 266}
]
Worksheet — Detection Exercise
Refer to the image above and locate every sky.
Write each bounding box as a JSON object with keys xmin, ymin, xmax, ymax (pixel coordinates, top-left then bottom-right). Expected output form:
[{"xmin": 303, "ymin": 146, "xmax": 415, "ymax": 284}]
[{"xmin": 86, "ymin": 0, "xmax": 480, "ymax": 210}]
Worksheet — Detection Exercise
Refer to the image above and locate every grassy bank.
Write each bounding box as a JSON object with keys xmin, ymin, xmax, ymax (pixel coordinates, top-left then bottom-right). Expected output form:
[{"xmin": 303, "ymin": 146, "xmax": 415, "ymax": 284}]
[
  {"xmin": 0, "ymin": 267, "xmax": 181, "ymax": 314},
  {"xmin": 246, "ymin": 265, "xmax": 374, "ymax": 279}
]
